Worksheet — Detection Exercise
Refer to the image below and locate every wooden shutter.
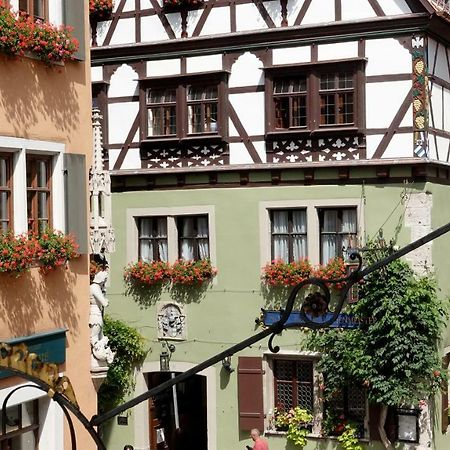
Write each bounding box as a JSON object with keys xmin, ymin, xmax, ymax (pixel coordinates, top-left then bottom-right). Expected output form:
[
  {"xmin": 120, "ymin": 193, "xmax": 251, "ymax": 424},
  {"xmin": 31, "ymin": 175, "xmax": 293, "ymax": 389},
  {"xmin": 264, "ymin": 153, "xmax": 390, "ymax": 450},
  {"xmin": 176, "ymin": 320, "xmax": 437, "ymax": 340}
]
[
  {"xmin": 64, "ymin": 0, "xmax": 85, "ymax": 60},
  {"xmin": 64, "ymin": 153, "xmax": 88, "ymax": 254},
  {"xmin": 238, "ymin": 356, "xmax": 264, "ymax": 431}
]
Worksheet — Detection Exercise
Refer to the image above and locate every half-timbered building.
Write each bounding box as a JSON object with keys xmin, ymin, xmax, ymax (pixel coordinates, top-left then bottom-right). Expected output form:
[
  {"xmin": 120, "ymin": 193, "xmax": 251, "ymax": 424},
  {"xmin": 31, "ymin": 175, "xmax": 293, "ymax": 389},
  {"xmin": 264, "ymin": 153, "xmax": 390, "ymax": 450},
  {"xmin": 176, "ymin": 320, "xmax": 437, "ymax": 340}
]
[{"xmin": 91, "ymin": 1, "xmax": 450, "ymax": 449}]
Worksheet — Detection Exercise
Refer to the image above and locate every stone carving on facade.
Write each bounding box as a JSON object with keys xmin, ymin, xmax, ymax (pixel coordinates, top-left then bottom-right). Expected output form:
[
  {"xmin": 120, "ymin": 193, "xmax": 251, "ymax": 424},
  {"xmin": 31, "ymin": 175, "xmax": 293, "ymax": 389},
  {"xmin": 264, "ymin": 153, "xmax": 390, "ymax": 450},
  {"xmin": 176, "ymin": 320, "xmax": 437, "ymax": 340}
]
[
  {"xmin": 90, "ymin": 268, "xmax": 115, "ymax": 370},
  {"xmin": 90, "ymin": 108, "xmax": 115, "ymax": 254},
  {"xmin": 157, "ymin": 302, "xmax": 186, "ymax": 340}
]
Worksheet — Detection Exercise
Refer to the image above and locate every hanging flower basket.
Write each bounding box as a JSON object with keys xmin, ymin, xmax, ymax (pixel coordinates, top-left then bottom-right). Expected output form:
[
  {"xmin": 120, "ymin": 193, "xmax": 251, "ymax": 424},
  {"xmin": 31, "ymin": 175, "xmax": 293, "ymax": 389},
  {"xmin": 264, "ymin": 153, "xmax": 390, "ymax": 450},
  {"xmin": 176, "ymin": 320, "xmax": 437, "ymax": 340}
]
[
  {"xmin": 124, "ymin": 260, "xmax": 171, "ymax": 287},
  {"xmin": 0, "ymin": 3, "xmax": 79, "ymax": 64},
  {"xmin": 89, "ymin": 0, "xmax": 114, "ymax": 21},
  {"xmin": 170, "ymin": 259, "xmax": 217, "ymax": 285}
]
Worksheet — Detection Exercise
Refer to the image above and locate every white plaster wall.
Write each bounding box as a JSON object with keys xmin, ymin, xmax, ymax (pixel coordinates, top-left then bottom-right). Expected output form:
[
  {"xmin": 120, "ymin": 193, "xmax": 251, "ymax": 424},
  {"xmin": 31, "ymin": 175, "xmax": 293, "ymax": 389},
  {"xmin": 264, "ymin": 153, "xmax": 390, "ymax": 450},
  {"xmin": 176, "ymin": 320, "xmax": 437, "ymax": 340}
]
[
  {"xmin": 108, "ymin": 149, "xmax": 120, "ymax": 169},
  {"xmin": 444, "ymin": 87, "xmax": 450, "ymax": 131},
  {"xmin": 109, "ymin": 64, "xmax": 138, "ymax": 98},
  {"xmin": 366, "ymin": 38, "xmax": 411, "ymax": 75},
  {"xmin": 236, "ymin": 3, "xmax": 269, "ymax": 31},
  {"xmin": 186, "ymin": 10, "xmax": 203, "ymax": 36},
  {"xmin": 229, "ymin": 53, "xmax": 264, "ymax": 88},
  {"xmin": 147, "ymin": 59, "xmax": 181, "ymax": 77},
  {"xmin": 253, "ymin": 140, "xmax": 267, "ymax": 162},
  {"xmin": 382, "ymin": 132, "xmax": 413, "ymax": 159},
  {"xmin": 317, "ymin": 41, "xmax": 358, "ymax": 61},
  {"xmin": 404, "ymin": 192, "xmax": 433, "ymax": 275},
  {"xmin": 91, "ymin": 66, "xmax": 103, "ymax": 82},
  {"xmin": 377, "ymin": 0, "xmax": 411, "ymax": 15},
  {"xmin": 341, "ymin": 0, "xmax": 377, "ymax": 21},
  {"xmin": 199, "ymin": 7, "xmax": 230, "ymax": 35},
  {"xmin": 48, "ymin": 0, "xmax": 63, "ymax": 25},
  {"xmin": 302, "ymin": 0, "xmax": 334, "ymax": 25},
  {"xmin": 123, "ymin": 0, "xmax": 135, "ymax": 12},
  {"xmin": 436, "ymin": 136, "xmax": 450, "ymax": 161},
  {"xmin": 365, "ymin": 134, "xmax": 384, "ymax": 159},
  {"xmin": 121, "ymin": 148, "xmax": 142, "ymax": 169},
  {"xmin": 434, "ymin": 44, "xmax": 450, "ymax": 80},
  {"xmin": 428, "ymin": 134, "xmax": 438, "ymax": 160},
  {"xmin": 141, "ymin": 15, "xmax": 168, "ymax": 42},
  {"xmin": 229, "ymin": 93, "xmax": 265, "ymax": 135},
  {"xmin": 272, "ymin": 46, "xmax": 311, "ymax": 65},
  {"xmin": 287, "ymin": 0, "xmax": 304, "ymax": 24},
  {"xmin": 229, "ymin": 142, "xmax": 254, "ymax": 164},
  {"xmin": 431, "ymin": 85, "xmax": 443, "ymax": 130},
  {"xmin": 108, "ymin": 102, "xmax": 140, "ymax": 144},
  {"xmin": 186, "ymin": 54, "xmax": 222, "ymax": 73},
  {"xmin": 166, "ymin": 12, "xmax": 182, "ymax": 38},
  {"xmin": 265, "ymin": 1, "xmax": 282, "ymax": 26},
  {"xmin": 109, "ymin": 18, "xmax": 135, "ymax": 45},
  {"xmin": 95, "ymin": 20, "xmax": 112, "ymax": 47},
  {"xmin": 228, "ymin": 119, "xmax": 239, "ymax": 137},
  {"xmin": 366, "ymin": 80, "xmax": 411, "ymax": 129}
]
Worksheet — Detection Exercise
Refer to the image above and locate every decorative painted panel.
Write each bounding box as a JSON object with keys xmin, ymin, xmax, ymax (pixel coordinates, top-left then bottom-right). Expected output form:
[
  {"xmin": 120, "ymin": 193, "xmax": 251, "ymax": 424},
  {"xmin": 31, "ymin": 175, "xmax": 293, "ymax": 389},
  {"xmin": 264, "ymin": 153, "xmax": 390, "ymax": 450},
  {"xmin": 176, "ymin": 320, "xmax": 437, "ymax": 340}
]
[
  {"xmin": 267, "ymin": 136, "xmax": 366, "ymax": 163},
  {"xmin": 141, "ymin": 142, "xmax": 229, "ymax": 169}
]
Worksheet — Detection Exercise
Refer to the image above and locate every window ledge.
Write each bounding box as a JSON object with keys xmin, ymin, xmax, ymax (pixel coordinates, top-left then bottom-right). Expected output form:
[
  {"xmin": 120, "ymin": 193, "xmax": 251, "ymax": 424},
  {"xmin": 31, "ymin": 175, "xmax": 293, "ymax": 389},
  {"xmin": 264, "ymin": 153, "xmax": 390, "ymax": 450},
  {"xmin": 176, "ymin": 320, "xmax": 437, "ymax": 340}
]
[
  {"xmin": 141, "ymin": 135, "xmax": 225, "ymax": 147},
  {"xmin": 264, "ymin": 431, "xmax": 369, "ymax": 442}
]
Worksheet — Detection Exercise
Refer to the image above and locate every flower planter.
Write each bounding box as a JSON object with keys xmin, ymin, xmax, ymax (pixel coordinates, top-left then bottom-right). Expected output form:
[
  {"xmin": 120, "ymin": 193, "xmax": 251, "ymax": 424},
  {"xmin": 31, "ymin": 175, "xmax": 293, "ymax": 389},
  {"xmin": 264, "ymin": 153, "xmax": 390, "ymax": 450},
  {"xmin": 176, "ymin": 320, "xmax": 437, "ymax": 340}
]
[
  {"xmin": 124, "ymin": 260, "xmax": 171, "ymax": 287},
  {"xmin": 162, "ymin": 0, "xmax": 204, "ymax": 11}
]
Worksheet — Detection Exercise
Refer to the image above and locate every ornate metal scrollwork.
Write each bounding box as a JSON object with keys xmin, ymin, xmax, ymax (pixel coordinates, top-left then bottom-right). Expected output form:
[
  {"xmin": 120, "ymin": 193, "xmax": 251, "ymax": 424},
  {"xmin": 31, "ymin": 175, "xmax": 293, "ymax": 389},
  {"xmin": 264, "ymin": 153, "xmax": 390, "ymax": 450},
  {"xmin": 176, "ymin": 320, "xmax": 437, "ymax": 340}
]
[{"xmin": 267, "ymin": 252, "xmax": 364, "ymax": 353}]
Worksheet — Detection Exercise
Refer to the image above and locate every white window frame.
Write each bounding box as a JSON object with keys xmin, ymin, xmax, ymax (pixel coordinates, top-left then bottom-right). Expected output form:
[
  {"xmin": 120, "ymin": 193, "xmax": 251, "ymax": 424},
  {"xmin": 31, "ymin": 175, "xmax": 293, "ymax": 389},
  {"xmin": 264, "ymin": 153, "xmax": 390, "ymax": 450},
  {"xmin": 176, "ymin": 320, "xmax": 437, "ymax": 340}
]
[
  {"xmin": 0, "ymin": 136, "xmax": 65, "ymax": 234},
  {"xmin": 0, "ymin": 382, "xmax": 64, "ymax": 450},
  {"xmin": 259, "ymin": 199, "xmax": 364, "ymax": 267},
  {"xmin": 126, "ymin": 205, "xmax": 216, "ymax": 266}
]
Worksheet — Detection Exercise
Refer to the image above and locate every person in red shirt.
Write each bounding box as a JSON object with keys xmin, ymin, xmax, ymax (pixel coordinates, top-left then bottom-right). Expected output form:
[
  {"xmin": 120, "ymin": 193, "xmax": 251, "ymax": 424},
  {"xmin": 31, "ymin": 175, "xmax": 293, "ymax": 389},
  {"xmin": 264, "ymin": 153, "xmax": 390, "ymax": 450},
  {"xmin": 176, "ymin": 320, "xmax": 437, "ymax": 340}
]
[{"xmin": 249, "ymin": 428, "xmax": 269, "ymax": 450}]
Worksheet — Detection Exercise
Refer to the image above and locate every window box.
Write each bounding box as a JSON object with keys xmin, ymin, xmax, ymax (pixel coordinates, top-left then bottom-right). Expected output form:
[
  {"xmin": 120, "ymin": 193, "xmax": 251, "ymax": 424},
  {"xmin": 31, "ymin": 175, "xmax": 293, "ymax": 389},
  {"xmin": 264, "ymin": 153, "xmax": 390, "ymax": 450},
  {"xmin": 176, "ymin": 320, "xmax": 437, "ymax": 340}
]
[
  {"xmin": 89, "ymin": 0, "xmax": 114, "ymax": 22},
  {"xmin": 0, "ymin": 3, "xmax": 79, "ymax": 64},
  {"xmin": 162, "ymin": 0, "xmax": 204, "ymax": 11}
]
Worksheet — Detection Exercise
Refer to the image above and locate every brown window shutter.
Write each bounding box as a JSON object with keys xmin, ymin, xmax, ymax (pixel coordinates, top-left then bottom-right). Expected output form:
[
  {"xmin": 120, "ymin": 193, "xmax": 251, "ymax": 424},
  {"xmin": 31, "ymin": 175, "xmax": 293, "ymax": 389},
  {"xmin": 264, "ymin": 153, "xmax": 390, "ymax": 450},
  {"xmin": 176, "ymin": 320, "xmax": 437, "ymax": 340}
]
[{"xmin": 238, "ymin": 356, "xmax": 264, "ymax": 431}]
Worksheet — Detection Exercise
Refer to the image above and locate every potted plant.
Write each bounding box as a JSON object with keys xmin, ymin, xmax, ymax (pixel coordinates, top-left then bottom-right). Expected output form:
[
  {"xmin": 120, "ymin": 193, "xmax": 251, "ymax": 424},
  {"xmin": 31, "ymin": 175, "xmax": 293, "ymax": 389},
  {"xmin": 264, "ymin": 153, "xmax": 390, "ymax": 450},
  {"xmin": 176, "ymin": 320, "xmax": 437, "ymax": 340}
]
[{"xmin": 89, "ymin": 0, "xmax": 114, "ymax": 21}]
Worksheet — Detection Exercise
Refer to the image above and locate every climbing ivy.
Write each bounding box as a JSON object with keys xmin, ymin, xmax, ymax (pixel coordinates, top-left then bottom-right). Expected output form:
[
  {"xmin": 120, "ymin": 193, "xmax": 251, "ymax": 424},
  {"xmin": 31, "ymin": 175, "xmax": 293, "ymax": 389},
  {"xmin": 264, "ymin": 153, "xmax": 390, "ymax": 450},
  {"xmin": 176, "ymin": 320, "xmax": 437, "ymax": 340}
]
[
  {"xmin": 306, "ymin": 240, "xmax": 448, "ymax": 445},
  {"xmin": 98, "ymin": 316, "xmax": 147, "ymax": 413}
]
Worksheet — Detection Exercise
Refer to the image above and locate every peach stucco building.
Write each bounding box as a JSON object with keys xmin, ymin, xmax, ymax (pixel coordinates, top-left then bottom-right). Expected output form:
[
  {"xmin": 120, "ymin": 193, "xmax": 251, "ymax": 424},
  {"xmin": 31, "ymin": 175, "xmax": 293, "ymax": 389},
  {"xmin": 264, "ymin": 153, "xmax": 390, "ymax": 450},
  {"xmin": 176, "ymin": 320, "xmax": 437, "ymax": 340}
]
[{"xmin": 0, "ymin": 1, "xmax": 96, "ymax": 449}]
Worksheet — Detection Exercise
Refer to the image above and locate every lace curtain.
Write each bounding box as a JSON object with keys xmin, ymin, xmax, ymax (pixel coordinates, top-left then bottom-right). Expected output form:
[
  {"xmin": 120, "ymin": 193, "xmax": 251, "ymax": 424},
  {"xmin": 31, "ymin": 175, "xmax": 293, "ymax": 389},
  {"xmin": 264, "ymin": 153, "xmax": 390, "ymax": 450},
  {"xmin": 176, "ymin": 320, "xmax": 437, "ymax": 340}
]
[
  {"xmin": 139, "ymin": 218, "xmax": 168, "ymax": 262},
  {"xmin": 272, "ymin": 210, "xmax": 307, "ymax": 261},
  {"xmin": 180, "ymin": 216, "xmax": 209, "ymax": 260}
]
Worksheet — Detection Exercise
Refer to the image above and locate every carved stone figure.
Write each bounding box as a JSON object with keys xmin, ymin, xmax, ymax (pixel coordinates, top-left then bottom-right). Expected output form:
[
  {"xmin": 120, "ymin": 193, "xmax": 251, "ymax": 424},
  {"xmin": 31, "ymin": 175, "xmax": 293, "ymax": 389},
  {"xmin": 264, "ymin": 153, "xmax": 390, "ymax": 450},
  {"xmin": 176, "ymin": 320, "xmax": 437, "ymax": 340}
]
[
  {"xmin": 90, "ymin": 269, "xmax": 115, "ymax": 368},
  {"xmin": 157, "ymin": 303, "xmax": 186, "ymax": 340}
]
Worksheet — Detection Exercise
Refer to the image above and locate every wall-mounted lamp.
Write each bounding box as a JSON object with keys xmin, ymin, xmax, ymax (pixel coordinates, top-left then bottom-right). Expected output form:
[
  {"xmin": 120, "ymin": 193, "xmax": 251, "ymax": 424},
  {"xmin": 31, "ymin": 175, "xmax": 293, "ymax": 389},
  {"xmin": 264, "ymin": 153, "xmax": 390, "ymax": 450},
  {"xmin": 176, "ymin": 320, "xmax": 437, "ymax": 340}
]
[
  {"xmin": 222, "ymin": 356, "xmax": 234, "ymax": 374},
  {"xmin": 159, "ymin": 341, "xmax": 175, "ymax": 372}
]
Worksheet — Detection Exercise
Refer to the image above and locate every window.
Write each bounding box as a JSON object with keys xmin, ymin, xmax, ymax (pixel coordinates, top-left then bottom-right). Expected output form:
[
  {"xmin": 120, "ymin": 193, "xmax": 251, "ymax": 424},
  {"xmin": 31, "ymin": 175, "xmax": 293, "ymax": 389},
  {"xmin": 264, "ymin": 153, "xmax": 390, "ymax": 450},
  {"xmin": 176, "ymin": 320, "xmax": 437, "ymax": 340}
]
[
  {"xmin": 269, "ymin": 63, "xmax": 361, "ymax": 133},
  {"xmin": 141, "ymin": 73, "xmax": 226, "ymax": 142},
  {"xmin": 325, "ymin": 384, "xmax": 366, "ymax": 436},
  {"xmin": 18, "ymin": 0, "xmax": 47, "ymax": 20},
  {"xmin": 147, "ymin": 88, "xmax": 177, "ymax": 137},
  {"xmin": 138, "ymin": 217, "xmax": 168, "ymax": 262},
  {"xmin": 273, "ymin": 359, "xmax": 314, "ymax": 412},
  {"xmin": 0, "ymin": 400, "xmax": 39, "ymax": 450},
  {"xmin": 26, "ymin": 156, "xmax": 51, "ymax": 234},
  {"xmin": 0, "ymin": 154, "xmax": 12, "ymax": 233},
  {"xmin": 178, "ymin": 215, "xmax": 209, "ymax": 260},
  {"xmin": 187, "ymin": 86, "xmax": 218, "ymax": 134},
  {"xmin": 271, "ymin": 209, "xmax": 307, "ymax": 262},
  {"xmin": 274, "ymin": 78, "xmax": 307, "ymax": 130},
  {"xmin": 319, "ymin": 208, "xmax": 357, "ymax": 263},
  {"xmin": 134, "ymin": 212, "xmax": 212, "ymax": 263},
  {"xmin": 319, "ymin": 72, "xmax": 354, "ymax": 126}
]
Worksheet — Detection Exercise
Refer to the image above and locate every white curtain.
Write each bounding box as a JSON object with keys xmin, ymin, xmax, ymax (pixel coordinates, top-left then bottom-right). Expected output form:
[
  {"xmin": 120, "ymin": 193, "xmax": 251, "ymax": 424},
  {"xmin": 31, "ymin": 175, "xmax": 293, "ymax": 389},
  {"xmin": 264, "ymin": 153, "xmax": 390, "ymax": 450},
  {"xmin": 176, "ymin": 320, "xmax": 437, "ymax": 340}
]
[
  {"xmin": 157, "ymin": 218, "xmax": 168, "ymax": 262},
  {"xmin": 272, "ymin": 211, "xmax": 289, "ymax": 261},
  {"xmin": 197, "ymin": 216, "xmax": 210, "ymax": 259},
  {"xmin": 180, "ymin": 218, "xmax": 194, "ymax": 260},
  {"xmin": 342, "ymin": 209, "xmax": 357, "ymax": 252},
  {"xmin": 321, "ymin": 210, "xmax": 337, "ymax": 263},
  {"xmin": 140, "ymin": 218, "xmax": 153, "ymax": 262},
  {"xmin": 292, "ymin": 210, "xmax": 307, "ymax": 260}
]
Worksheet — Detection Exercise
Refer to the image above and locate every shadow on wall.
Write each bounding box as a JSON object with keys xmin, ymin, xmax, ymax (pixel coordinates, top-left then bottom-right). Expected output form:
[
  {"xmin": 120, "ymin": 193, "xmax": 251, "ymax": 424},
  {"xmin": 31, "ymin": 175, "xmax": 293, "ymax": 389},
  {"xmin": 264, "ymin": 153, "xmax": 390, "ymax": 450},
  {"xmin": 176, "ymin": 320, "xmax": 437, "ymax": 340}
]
[
  {"xmin": 0, "ymin": 256, "xmax": 87, "ymax": 339},
  {"xmin": 0, "ymin": 54, "xmax": 83, "ymax": 139}
]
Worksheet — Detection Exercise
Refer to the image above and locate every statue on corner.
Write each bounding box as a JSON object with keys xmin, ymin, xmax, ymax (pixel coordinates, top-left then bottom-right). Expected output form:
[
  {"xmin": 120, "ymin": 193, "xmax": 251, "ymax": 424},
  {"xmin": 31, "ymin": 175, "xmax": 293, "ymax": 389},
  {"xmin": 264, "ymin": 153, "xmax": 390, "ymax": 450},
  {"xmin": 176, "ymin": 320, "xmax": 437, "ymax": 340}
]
[{"xmin": 90, "ymin": 254, "xmax": 115, "ymax": 370}]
